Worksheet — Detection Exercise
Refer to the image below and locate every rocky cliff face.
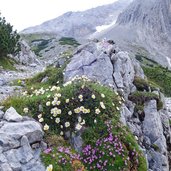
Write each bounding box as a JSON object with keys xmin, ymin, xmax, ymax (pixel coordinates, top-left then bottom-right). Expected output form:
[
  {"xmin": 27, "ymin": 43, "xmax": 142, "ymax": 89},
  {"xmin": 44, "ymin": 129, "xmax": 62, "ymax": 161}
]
[
  {"xmin": 118, "ymin": 0, "xmax": 171, "ymax": 67},
  {"xmin": 95, "ymin": 0, "xmax": 171, "ymax": 68},
  {"xmin": 13, "ymin": 40, "xmax": 40, "ymax": 65},
  {"xmin": 21, "ymin": 0, "xmax": 132, "ymax": 38},
  {"xmin": 64, "ymin": 40, "xmax": 171, "ymax": 171},
  {"xmin": 65, "ymin": 40, "xmax": 144, "ymax": 98}
]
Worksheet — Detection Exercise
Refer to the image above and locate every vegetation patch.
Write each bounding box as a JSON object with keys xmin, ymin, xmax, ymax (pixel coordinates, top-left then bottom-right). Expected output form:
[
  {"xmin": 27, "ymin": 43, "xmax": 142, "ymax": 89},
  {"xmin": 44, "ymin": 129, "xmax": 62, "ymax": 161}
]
[
  {"xmin": 133, "ymin": 76, "xmax": 149, "ymax": 92},
  {"xmin": 135, "ymin": 54, "xmax": 158, "ymax": 67},
  {"xmin": 31, "ymin": 39, "xmax": 52, "ymax": 56},
  {"xmin": 0, "ymin": 57, "xmax": 17, "ymax": 70},
  {"xmin": 135, "ymin": 53, "xmax": 171, "ymax": 96},
  {"xmin": 59, "ymin": 37, "xmax": 80, "ymax": 46},
  {"xmin": 151, "ymin": 144, "xmax": 160, "ymax": 152},
  {"xmin": 26, "ymin": 67, "xmax": 64, "ymax": 89},
  {"xmin": 129, "ymin": 91, "xmax": 163, "ymax": 111},
  {"xmin": 143, "ymin": 66, "xmax": 171, "ymax": 97},
  {"xmin": 2, "ymin": 75, "xmax": 147, "ymax": 171}
]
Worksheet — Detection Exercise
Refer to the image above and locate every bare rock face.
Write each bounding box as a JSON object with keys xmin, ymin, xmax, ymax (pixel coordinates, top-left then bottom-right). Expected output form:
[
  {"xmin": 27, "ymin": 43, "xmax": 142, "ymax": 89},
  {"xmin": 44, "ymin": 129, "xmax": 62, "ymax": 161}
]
[
  {"xmin": 64, "ymin": 40, "xmax": 144, "ymax": 98},
  {"xmin": 0, "ymin": 108, "xmax": 45, "ymax": 171},
  {"xmin": 0, "ymin": 78, "xmax": 6, "ymax": 86},
  {"xmin": 119, "ymin": 0, "xmax": 171, "ymax": 67},
  {"xmin": 64, "ymin": 41, "xmax": 115, "ymax": 86},
  {"xmin": 13, "ymin": 40, "xmax": 40, "ymax": 65},
  {"xmin": 96, "ymin": 0, "xmax": 171, "ymax": 68}
]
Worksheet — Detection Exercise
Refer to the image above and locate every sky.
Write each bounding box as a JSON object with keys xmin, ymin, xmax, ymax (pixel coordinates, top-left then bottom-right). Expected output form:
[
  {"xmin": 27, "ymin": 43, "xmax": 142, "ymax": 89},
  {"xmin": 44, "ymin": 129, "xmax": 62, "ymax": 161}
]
[{"xmin": 0, "ymin": 0, "xmax": 117, "ymax": 31}]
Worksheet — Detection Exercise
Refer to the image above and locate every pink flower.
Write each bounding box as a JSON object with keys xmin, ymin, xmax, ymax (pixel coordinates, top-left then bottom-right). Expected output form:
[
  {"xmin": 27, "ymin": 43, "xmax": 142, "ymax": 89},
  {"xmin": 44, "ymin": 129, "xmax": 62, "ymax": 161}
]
[{"xmin": 44, "ymin": 148, "xmax": 52, "ymax": 154}]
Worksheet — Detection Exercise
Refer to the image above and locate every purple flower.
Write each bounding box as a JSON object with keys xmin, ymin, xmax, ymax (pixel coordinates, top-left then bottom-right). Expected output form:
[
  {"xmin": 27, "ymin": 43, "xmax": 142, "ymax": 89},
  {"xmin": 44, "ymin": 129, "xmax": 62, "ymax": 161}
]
[{"xmin": 44, "ymin": 148, "xmax": 52, "ymax": 154}]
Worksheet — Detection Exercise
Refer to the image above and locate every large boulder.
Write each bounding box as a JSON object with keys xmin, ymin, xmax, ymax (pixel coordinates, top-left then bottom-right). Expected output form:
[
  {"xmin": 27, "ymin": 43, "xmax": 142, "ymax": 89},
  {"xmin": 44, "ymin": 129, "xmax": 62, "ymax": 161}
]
[
  {"xmin": 64, "ymin": 40, "xmax": 145, "ymax": 98},
  {"xmin": 3, "ymin": 107, "xmax": 22, "ymax": 122},
  {"xmin": 0, "ymin": 108, "xmax": 45, "ymax": 171},
  {"xmin": 64, "ymin": 41, "xmax": 115, "ymax": 87}
]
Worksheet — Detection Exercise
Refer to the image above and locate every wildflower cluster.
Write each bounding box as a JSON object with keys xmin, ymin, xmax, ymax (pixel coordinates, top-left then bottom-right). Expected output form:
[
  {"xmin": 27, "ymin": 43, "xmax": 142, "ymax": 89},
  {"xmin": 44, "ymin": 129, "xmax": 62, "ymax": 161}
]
[
  {"xmin": 63, "ymin": 75, "xmax": 91, "ymax": 87},
  {"xmin": 42, "ymin": 122, "xmax": 142, "ymax": 171},
  {"xmin": 81, "ymin": 123, "xmax": 139, "ymax": 171},
  {"xmin": 22, "ymin": 77, "xmax": 121, "ymax": 137},
  {"xmin": 42, "ymin": 146, "xmax": 85, "ymax": 171},
  {"xmin": 17, "ymin": 75, "xmax": 147, "ymax": 170}
]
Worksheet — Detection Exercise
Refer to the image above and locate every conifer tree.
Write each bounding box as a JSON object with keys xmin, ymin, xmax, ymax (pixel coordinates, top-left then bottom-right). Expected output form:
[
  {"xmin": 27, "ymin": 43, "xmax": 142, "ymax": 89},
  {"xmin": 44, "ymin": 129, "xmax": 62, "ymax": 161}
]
[{"xmin": 0, "ymin": 13, "xmax": 20, "ymax": 58}]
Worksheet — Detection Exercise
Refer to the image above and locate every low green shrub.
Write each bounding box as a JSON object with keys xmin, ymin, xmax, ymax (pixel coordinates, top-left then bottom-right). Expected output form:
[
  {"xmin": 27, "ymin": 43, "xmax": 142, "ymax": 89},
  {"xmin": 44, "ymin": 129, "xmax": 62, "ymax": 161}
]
[
  {"xmin": 135, "ymin": 54, "xmax": 143, "ymax": 62},
  {"xmin": 42, "ymin": 146, "xmax": 86, "ymax": 171},
  {"xmin": 59, "ymin": 37, "xmax": 80, "ymax": 46},
  {"xmin": 133, "ymin": 76, "xmax": 149, "ymax": 91},
  {"xmin": 148, "ymin": 80, "xmax": 163, "ymax": 92},
  {"xmin": 128, "ymin": 91, "xmax": 163, "ymax": 111},
  {"xmin": 32, "ymin": 39, "xmax": 52, "ymax": 56}
]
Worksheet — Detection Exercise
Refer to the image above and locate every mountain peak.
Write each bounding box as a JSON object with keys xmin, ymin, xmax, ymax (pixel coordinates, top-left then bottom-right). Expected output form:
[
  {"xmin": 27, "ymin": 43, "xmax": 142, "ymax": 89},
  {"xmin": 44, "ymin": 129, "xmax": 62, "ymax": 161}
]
[
  {"xmin": 95, "ymin": 0, "xmax": 171, "ymax": 68},
  {"xmin": 21, "ymin": 0, "xmax": 132, "ymax": 37}
]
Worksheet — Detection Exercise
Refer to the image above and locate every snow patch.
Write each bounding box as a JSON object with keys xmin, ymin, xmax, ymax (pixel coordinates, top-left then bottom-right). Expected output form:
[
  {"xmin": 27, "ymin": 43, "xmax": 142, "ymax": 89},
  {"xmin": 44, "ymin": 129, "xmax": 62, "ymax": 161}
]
[{"xmin": 96, "ymin": 21, "xmax": 116, "ymax": 32}]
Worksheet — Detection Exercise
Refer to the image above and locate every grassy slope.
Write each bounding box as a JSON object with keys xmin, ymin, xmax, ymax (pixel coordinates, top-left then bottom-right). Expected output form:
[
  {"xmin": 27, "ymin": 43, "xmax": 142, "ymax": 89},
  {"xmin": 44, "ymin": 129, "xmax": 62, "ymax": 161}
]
[{"xmin": 136, "ymin": 54, "xmax": 171, "ymax": 96}]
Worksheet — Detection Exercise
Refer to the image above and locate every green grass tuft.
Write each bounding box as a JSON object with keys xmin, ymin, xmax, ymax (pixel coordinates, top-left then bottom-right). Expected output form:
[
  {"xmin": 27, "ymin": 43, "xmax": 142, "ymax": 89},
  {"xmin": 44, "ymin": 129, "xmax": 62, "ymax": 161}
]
[
  {"xmin": 25, "ymin": 66, "xmax": 64, "ymax": 88},
  {"xmin": 0, "ymin": 57, "xmax": 16, "ymax": 70}
]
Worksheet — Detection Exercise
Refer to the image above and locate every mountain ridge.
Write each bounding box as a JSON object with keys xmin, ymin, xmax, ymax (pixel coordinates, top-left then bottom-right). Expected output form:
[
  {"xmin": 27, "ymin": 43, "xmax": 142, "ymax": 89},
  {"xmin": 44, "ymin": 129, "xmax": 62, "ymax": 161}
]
[
  {"xmin": 94, "ymin": 0, "xmax": 171, "ymax": 68},
  {"xmin": 21, "ymin": 0, "xmax": 132, "ymax": 37}
]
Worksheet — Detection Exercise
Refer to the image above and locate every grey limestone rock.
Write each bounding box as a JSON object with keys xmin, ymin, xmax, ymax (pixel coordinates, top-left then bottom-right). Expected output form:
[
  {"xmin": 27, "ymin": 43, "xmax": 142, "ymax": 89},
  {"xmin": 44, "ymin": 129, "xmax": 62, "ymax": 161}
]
[
  {"xmin": 0, "ymin": 163, "xmax": 13, "ymax": 171},
  {"xmin": 120, "ymin": 104, "xmax": 133, "ymax": 124},
  {"xmin": 0, "ymin": 110, "xmax": 4, "ymax": 119},
  {"xmin": 143, "ymin": 100, "xmax": 169, "ymax": 171},
  {"xmin": 65, "ymin": 42, "xmax": 115, "ymax": 87},
  {"xmin": 0, "ymin": 121, "xmax": 43, "ymax": 144},
  {"xmin": 3, "ymin": 107, "xmax": 23, "ymax": 122},
  {"xmin": 143, "ymin": 100, "xmax": 165, "ymax": 142},
  {"xmin": 64, "ymin": 40, "xmax": 145, "ymax": 99},
  {"xmin": 70, "ymin": 132, "xmax": 83, "ymax": 153},
  {"xmin": 0, "ymin": 78, "xmax": 6, "ymax": 86},
  {"xmin": 13, "ymin": 40, "xmax": 40, "ymax": 65},
  {"xmin": 0, "ymin": 133, "xmax": 20, "ymax": 151},
  {"xmin": 41, "ymin": 76, "xmax": 49, "ymax": 83},
  {"xmin": 0, "ymin": 108, "xmax": 45, "ymax": 171}
]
